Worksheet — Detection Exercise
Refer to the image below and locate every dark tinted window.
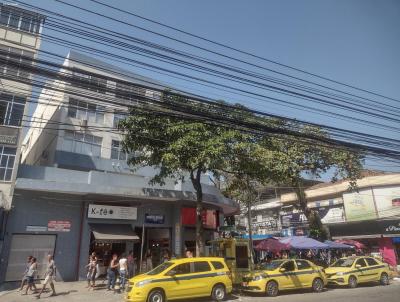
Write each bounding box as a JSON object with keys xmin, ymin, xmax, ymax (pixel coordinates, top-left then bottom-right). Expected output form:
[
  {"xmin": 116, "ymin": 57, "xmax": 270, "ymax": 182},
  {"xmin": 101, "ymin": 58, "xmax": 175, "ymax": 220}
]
[
  {"xmin": 235, "ymin": 245, "xmax": 249, "ymax": 269},
  {"xmin": 171, "ymin": 263, "xmax": 190, "ymax": 275},
  {"xmin": 355, "ymin": 258, "xmax": 367, "ymax": 268},
  {"xmin": 365, "ymin": 258, "xmax": 379, "ymax": 266},
  {"xmin": 194, "ymin": 261, "xmax": 211, "ymax": 272},
  {"xmin": 281, "ymin": 260, "xmax": 295, "ymax": 271},
  {"xmin": 296, "ymin": 260, "xmax": 311, "ymax": 270},
  {"xmin": 211, "ymin": 261, "xmax": 224, "ymax": 270}
]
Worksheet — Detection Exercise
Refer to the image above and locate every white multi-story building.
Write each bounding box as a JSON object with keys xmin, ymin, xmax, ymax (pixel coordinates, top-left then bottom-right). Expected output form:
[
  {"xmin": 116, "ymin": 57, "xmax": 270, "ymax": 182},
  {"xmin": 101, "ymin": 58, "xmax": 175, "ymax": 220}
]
[
  {"xmin": 0, "ymin": 50, "xmax": 237, "ymax": 283},
  {"xmin": 0, "ymin": 4, "xmax": 44, "ymax": 208}
]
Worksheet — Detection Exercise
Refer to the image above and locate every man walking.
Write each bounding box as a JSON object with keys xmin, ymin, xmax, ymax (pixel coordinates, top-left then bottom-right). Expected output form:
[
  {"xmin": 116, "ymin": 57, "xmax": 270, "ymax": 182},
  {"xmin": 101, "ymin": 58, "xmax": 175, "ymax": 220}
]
[
  {"xmin": 36, "ymin": 254, "xmax": 56, "ymax": 299},
  {"xmin": 19, "ymin": 256, "xmax": 34, "ymax": 291}
]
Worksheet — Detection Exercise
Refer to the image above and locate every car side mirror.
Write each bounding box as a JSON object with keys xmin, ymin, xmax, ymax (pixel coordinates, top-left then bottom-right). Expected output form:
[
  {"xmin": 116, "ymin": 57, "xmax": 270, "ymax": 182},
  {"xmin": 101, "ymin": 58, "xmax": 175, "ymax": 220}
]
[
  {"xmin": 279, "ymin": 268, "xmax": 286, "ymax": 273},
  {"xmin": 355, "ymin": 264, "xmax": 361, "ymax": 269},
  {"xmin": 166, "ymin": 270, "xmax": 176, "ymax": 276}
]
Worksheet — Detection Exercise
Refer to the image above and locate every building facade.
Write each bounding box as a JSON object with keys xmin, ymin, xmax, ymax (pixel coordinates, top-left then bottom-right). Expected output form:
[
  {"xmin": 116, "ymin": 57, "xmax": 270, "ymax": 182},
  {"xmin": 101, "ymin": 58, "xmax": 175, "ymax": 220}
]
[
  {"xmin": 281, "ymin": 172, "xmax": 400, "ymax": 268},
  {"xmin": 0, "ymin": 51, "xmax": 238, "ymax": 283}
]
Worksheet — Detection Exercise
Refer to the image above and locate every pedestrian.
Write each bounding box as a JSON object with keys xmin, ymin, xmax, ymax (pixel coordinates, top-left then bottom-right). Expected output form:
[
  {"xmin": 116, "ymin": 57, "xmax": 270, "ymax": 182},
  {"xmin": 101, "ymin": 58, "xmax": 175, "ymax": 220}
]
[
  {"xmin": 141, "ymin": 251, "xmax": 153, "ymax": 273},
  {"xmin": 119, "ymin": 253, "xmax": 128, "ymax": 291},
  {"xmin": 86, "ymin": 255, "xmax": 97, "ymax": 290},
  {"xmin": 107, "ymin": 254, "xmax": 118, "ymax": 291},
  {"xmin": 23, "ymin": 257, "xmax": 37, "ymax": 295},
  {"xmin": 19, "ymin": 256, "xmax": 33, "ymax": 291},
  {"xmin": 36, "ymin": 254, "xmax": 56, "ymax": 299},
  {"xmin": 127, "ymin": 251, "xmax": 135, "ymax": 278},
  {"xmin": 185, "ymin": 249, "xmax": 193, "ymax": 258},
  {"xmin": 162, "ymin": 250, "xmax": 170, "ymax": 263}
]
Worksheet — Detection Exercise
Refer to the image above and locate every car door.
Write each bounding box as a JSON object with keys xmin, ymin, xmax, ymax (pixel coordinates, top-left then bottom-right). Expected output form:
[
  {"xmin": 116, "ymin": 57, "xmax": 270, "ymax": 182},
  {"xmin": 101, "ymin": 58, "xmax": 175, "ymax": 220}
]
[
  {"xmin": 278, "ymin": 260, "xmax": 298, "ymax": 289},
  {"xmin": 164, "ymin": 262, "xmax": 193, "ymax": 299},
  {"xmin": 353, "ymin": 258, "xmax": 368, "ymax": 283},
  {"xmin": 193, "ymin": 261, "xmax": 214, "ymax": 296},
  {"xmin": 364, "ymin": 257, "xmax": 381, "ymax": 282},
  {"xmin": 294, "ymin": 260, "xmax": 314, "ymax": 288}
]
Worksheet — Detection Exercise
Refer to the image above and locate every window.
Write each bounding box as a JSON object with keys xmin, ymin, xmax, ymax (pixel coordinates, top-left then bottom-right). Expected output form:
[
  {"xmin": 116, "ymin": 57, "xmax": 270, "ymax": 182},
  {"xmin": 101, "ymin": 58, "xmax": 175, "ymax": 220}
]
[
  {"xmin": 115, "ymin": 81, "xmax": 145, "ymax": 101},
  {"xmin": 355, "ymin": 258, "xmax": 367, "ymax": 268},
  {"xmin": 72, "ymin": 70, "xmax": 107, "ymax": 93},
  {"xmin": 113, "ymin": 113, "xmax": 125, "ymax": 128},
  {"xmin": 365, "ymin": 258, "xmax": 379, "ymax": 266},
  {"xmin": 194, "ymin": 261, "xmax": 211, "ymax": 273},
  {"xmin": 62, "ymin": 130, "xmax": 102, "ymax": 157},
  {"xmin": 211, "ymin": 261, "xmax": 224, "ymax": 270},
  {"xmin": 0, "ymin": 45, "xmax": 34, "ymax": 79},
  {"xmin": 0, "ymin": 146, "xmax": 16, "ymax": 181},
  {"xmin": 171, "ymin": 263, "xmax": 191, "ymax": 275},
  {"xmin": 68, "ymin": 98, "xmax": 104, "ymax": 124},
  {"xmin": 295, "ymin": 260, "xmax": 311, "ymax": 270},
  {"xmin": 0, "ymin": 93, "xmax": 26, "ymax": 126},
  {"xmin": 0, "ymin": 5, "xmax": 42, "ymax": 34},
  {"xmin": 111, "ymin": 140, "xmax": 127, "ymax": 161},
  {"xmin": 281, "ymin": 260, "xmax": 295, "ymax": 272}
]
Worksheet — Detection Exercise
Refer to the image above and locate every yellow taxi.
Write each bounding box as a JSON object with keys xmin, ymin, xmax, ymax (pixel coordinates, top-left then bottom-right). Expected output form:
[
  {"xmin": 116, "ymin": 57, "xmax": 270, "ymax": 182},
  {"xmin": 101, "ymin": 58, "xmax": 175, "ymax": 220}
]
[
  {"xmin": 242, "ymin": 259, "xmax": 327, "ymax": 296},
  {"xmin": 325, "ymin": 256, "xmax": 391, "ymax": 288},
  {"xmin": 125, "ymin": 257, "xmax": 232, "ymax": 302}
]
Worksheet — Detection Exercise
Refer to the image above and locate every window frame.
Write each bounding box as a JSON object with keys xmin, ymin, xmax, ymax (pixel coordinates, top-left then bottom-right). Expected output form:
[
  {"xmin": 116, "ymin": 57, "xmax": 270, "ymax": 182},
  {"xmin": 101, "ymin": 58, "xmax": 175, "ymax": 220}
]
[
  {"xmin": 67, "ymin": 98, "xmax": 105, "ymax": 124},
  {"xmin": 365, "ymin": 257, "xmax": 379, "ymax": 266},
  {"xmin": 0, "ymin": 6, "xmax": 42, "ymax": 34},
  {"xmin": 63, "ymin": 130, "xmax": 103, "ymax": 157},
  {"xmin": 0, "ymin": 45, "xmax": 34, "ymax": 79},
  {"xmin": 0, "ymin": 93, "xmax": 26, "ymax": 126},
  {"xmin": 355, "ymin": 258, "xmax": 368, "ymax": 268},
  {"xmin": 295, "ymin": 260, "xmax": 311, "ymax": 270},
  {"xmin": 211, "ymin": 261, "xmax": 225, "ymax": 270},
  {"xmin": 110, "ymin": 140, "xmax": 127, "ymax": 161},
  {"xmin": 193, "ymin": 261, "xmax": 211, "ymax": 273},
  {"xmin": 0, "ymin": 146, "xmax": 16, "ymax": 182}
]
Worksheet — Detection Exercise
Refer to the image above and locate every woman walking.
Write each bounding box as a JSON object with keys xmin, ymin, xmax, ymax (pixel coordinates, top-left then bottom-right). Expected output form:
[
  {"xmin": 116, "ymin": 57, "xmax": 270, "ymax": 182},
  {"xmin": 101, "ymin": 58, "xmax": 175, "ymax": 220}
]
[
  {"xmin": 86, "ymin": 255, "xmax": 97, "ymax": 290},
  {"xmin": 23, "ymin": 257, "xmax": 37, "ymax": 295},
  {"xmin": 107, "ymin": 254, "xmax": 119, "ymax": 291}
]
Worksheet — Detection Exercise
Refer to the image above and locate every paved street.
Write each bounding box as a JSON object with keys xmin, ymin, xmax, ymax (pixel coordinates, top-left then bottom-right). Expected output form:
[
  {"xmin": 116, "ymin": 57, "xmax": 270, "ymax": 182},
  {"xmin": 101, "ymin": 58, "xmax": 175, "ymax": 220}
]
[{"xmin": 1, "ymin": 281, "xmax": 399, "ymax": 302}]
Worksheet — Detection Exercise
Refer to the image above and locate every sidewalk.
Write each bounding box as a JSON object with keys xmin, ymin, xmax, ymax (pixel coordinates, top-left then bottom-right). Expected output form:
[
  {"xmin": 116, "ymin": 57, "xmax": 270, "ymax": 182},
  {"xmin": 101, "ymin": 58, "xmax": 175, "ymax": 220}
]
[{"xmin": 0, "ymin": 281, "xmax": 127, "ymax": 302}]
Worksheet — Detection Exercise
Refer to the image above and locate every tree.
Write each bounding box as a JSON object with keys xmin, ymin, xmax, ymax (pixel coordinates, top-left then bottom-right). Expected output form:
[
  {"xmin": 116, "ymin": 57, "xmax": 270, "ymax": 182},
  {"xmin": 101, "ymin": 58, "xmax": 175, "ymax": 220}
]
[
  {"xmin": 268, "ymin": 126, "xmax": 364, "ymax": 240},
  {"xmin": 118, "ymin": 92, "xmax": 270, "ymax": 255}
]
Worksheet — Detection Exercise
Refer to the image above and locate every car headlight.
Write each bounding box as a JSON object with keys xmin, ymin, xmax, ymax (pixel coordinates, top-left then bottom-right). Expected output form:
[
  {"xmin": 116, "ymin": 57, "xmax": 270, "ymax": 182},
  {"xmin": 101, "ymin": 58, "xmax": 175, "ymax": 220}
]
[
  {"xmin": 253, "ymin": 274, "xmax": 268, "ymax": 281},
  {"xmin": 136, "ymin": 280, "xmax": 152, "ymax": 287},
  {"xmin": 336, "ymin": 272, "xmax": 344, "ymax": 276}
]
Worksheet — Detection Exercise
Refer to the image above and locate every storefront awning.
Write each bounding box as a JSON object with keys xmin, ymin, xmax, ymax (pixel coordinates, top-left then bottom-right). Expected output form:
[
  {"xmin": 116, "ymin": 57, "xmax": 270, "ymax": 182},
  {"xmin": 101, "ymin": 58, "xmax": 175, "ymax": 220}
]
[{"xmin": 90, "ymin": 224, "xmax": 139, "ymax": 242}]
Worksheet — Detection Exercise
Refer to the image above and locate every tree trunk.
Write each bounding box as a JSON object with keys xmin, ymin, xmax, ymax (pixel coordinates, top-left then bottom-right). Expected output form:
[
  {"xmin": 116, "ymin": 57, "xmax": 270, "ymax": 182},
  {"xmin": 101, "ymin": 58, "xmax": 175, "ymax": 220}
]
[
  {"xmin": 294, "ymin": 179, "xmax": 327, "ymax": 240},
  {"xmin": 247, "ymin": 201, "xmax": 253, "ymax": 250},
  {"xmin": 190, "ymin": 168, "xmax": 204, "ymax": 256}
]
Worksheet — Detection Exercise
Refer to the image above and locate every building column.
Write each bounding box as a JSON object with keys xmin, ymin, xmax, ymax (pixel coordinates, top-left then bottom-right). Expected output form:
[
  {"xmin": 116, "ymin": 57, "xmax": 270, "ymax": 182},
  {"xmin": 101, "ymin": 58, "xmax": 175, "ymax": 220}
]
[{"xmin": 171, "ymin": 204, "xmax": 182, "ymax": 257}]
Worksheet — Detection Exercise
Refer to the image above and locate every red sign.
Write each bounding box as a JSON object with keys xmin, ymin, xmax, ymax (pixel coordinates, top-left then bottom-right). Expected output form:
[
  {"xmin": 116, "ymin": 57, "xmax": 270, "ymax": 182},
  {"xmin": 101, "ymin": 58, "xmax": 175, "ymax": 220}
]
[
  {"xmin": 47, "ymin": 220, "xmax": 71, "ymax": 232},
  {"xmin": 181, "ymin": 208, "xmax": 218, "ymax": 229}
]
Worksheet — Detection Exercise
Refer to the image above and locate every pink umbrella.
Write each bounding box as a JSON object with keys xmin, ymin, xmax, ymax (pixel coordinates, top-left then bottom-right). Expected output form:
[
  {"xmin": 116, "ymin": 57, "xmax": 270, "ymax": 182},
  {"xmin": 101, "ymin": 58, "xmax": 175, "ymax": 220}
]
[
  {"xmin": 255, "ymin": 238, "xmax": 289, "ymax": 253},
  {"xmin": 335, "ymin": 239, "xmax": 366, "ymax": 250}
]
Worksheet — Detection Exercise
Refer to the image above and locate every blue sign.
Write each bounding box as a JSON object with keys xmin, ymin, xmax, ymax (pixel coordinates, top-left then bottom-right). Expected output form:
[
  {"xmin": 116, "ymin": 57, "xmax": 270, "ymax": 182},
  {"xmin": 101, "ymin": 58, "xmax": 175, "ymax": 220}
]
[{"xmin": 145, "ymin": 214, "xmax": 165, "ymax": 224}]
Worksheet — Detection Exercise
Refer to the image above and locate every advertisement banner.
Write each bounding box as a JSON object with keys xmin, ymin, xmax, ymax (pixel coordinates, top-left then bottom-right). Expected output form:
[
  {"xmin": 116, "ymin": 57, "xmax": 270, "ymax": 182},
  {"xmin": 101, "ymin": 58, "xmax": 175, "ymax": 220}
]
[
  {"xmin": 343, "ymin": 188, "xmax": 377, "ymax": 221},
  {"xmin": 373, "ymin": 186, "xmax": 400, "ymax": 218},
  {"xmin": 145, "ymin": 214, "xmax": 165, "ymax": 224},
  {"xmin": 181, "ymin": 208, "xmax": 218, "ymax": 229},
  {"xmin": 318, "ymin": 206, "xmax": 345, "ymax": 224}
]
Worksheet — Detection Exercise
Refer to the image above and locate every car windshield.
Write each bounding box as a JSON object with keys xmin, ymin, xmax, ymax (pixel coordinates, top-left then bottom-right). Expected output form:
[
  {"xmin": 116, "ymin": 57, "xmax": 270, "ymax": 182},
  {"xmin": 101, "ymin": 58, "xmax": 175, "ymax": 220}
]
[
  {"xmin": 331, "ymin": 258, "xmax": 355, "ymax": 268},
  {"xmin": 146, "ymin": 262, "xmax": 174, "ymax": 275},
  {"xmin": 260, "ymin": 260, "xmax": 285, "ymax": 271}
]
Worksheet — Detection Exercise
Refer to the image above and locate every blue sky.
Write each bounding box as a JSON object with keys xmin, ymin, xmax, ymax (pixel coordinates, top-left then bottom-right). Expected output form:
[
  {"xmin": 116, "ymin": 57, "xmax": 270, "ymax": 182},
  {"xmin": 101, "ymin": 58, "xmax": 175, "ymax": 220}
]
[{"xmin": 19, "ymin": 0, "xmax": 400, "ymax": 172}]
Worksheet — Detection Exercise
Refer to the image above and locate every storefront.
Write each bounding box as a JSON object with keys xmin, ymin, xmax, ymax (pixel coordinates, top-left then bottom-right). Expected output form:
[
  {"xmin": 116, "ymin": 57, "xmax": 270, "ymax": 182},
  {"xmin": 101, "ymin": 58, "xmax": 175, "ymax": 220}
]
[{"xmin": 329, "ymin": 219, "xmax": 400, "ymax": 268}]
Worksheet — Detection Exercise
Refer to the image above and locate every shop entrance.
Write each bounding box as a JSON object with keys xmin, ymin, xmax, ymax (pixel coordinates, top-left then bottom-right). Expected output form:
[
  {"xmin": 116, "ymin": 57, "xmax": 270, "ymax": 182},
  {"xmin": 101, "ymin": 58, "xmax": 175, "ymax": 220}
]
[
  {"xmin": 89, "ymin": 224, "xmax": 139, "ymax": 276},
  {"xmin": 146, "ymin": 228, "xmax": 171, "ymax": 267}
]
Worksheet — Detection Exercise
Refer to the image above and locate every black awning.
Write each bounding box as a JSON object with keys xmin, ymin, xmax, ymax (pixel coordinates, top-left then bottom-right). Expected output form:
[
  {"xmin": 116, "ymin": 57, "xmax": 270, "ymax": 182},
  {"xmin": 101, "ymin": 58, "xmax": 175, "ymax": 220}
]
[
  {"xmin": 329, "ymin": 219, "xmax": 400, "ymax": 239},
  {"xmin": 90, "ymin": 224, "xmax": 139, "ymax": 242}
]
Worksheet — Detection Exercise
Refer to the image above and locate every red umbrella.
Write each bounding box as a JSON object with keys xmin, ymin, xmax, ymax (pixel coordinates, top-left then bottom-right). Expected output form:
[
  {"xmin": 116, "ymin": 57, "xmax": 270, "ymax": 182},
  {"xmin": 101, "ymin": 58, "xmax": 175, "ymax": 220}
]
[
  {"xmin": 255, "ymin": 238, "xmax": 289, "ymax": 253},
  {"xmin": 335, "ymin": 239, "xmax": 366, "ymax": 250}
]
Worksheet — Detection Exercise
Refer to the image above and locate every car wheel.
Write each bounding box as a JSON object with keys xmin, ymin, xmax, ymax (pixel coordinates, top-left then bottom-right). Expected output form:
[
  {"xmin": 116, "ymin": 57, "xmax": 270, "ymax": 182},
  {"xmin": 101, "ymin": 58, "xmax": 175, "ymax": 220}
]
[
  {"xmin": 312, "ymin": 278, "xmax": 324, "ymax": 293},
  {"xmin": 212, "ymin": 284, "xmax": 226, "ymax": 301},
  {"xmin": 265, "ymin": 280, "xmax": 279, "ymax": 297},
  {"xmin": 380, "ymin": 273, "xmax": 389, "ymax": 286},
  {"xmin": 147, "ymin": 289, "xmax": 164, "ymax": 302},
  {"xmin": 348, "ymin": 276, "xmax": 357, "ymax": 289}
]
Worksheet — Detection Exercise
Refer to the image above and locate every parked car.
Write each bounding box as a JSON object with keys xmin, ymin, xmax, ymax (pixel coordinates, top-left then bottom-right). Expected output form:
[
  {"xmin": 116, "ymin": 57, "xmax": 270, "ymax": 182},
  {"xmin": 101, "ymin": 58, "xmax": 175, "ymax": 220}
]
[
  {"xmin": 242, "ymin": 259, "xmax": 327, "ymax": 296},
  {"xmin": 325, "ymin": 256, "xmax": 390, "ymax": 288},
  {"xmin": 125, "ymin": 257, "xmax": 232, "ymax": 302}
]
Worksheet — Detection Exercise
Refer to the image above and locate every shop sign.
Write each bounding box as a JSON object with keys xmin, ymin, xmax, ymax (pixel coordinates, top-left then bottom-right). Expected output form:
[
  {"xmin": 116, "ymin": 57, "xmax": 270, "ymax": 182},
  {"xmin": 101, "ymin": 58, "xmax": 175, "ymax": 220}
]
[
  {"xmin": 382, "ymin": 221, "xmax": 400, "ymax": 234},
  {"xmin": 47, "ymin": 220, "xmax": 71, "ymax": 232},
  {"xmin": 26, "ymin": 225, "xmax": 47, "ymax": 232},
  {"xmin": 145, "ymin": 214, "xmax": 165, "ymax": 224},
  {"xmin": 254, "ymin": 218, "xmax": 279, "ymax": 230},
  {"xmin": 0, "ymin": 134, "xmax": 17, "ymax": 145},
  {"xmin": 319, "ymin": 206, "xmax": 345, "ymax": 224},
  {"xmin": 343, "ymin": 188, "xmax": 377, "ymax": 221},
  {"xmin": 88, "ymin": 204, "xmax": 137, "ymax": 220},
  {"xmin": 281, "ymin": 212, "xmax": 307, "ymax": 227},
  {"xmin": 373, "ymin": 186, "xmax": 400, "ymax": 218},
  {"xmin": 181, "ymin": 208, "xmax": 218, "ymax": 229}
]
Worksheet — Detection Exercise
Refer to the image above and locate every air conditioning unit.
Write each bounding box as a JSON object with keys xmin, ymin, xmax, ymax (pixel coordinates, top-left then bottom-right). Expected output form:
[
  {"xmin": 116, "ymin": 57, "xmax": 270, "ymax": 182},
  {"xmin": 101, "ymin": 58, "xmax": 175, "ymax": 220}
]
[{"xmin": 80, "ymin": 118, "xmax": 88, "ymax": 128}]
